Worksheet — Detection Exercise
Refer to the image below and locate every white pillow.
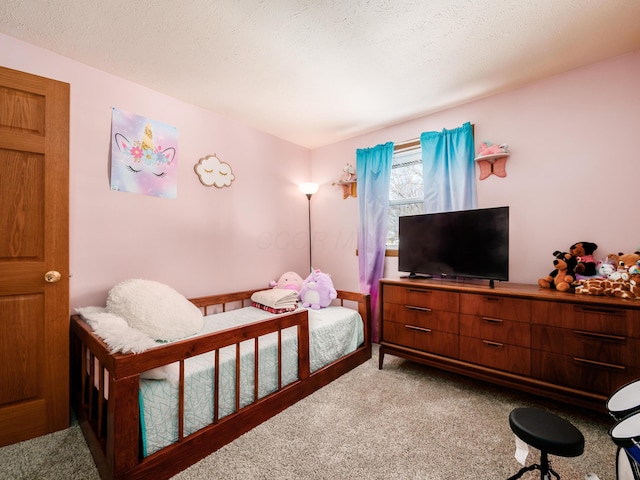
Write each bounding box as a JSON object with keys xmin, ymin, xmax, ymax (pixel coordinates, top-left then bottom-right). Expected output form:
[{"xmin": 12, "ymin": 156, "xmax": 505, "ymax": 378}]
[{"xmin": 106, "ymin": 279, "xmax": 203, "ymax": 341}]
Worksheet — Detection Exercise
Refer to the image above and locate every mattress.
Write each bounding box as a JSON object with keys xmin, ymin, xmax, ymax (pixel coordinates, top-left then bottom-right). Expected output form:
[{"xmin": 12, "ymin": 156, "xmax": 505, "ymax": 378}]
[{"xmin": 139, "ymin": 304, "xmax": 364, "ymax": 456}]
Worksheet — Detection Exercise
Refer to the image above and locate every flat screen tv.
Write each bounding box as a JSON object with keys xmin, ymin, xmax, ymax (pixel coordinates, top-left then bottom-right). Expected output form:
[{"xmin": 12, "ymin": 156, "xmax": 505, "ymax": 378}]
[{"xmin": 398, "ymin": 206, "xmax": 509, "ymax": 287}]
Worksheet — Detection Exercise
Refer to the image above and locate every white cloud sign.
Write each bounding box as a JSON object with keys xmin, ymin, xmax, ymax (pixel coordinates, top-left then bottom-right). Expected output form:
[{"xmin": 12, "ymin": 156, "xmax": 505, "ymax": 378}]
[{"xmin": 194, "ymin": 154, "xmax": 236, "ymax": 188}]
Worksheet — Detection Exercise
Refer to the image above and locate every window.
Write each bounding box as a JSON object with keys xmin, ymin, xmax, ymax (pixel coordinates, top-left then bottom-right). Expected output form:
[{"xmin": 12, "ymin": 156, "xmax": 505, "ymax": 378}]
[{"xmin": 387, "ymin": 145, "xmax": 423, "ymax": 249}]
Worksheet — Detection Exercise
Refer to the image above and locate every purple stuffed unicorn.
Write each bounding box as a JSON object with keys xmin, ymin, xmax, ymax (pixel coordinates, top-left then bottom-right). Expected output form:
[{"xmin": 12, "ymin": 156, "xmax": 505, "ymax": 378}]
[{"xmin": 300, "ymin": 269, "xmax": 337, "ymax": 309}]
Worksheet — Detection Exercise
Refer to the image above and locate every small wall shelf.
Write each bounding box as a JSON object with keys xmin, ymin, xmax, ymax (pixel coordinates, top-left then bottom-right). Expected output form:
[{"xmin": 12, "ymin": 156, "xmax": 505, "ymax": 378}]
[
  {"xmin": 474, "ymin": 153, "xmax": 510, "ymax": 162},
  {"xmin": 332, "ymin": 180, "xmax": 357, "ymax": 186}
]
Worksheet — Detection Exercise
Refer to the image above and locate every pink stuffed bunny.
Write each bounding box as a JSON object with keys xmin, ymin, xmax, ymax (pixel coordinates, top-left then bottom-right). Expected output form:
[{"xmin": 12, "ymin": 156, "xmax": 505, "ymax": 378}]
[{"xmin": 269, "ymin": 271, "xmax": 304, "ymax": 294}]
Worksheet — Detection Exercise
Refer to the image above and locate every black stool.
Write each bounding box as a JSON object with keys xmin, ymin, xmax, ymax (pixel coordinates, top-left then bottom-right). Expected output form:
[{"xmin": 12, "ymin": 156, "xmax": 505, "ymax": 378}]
[{"xmin": 507, "ymin": 407, "xmax": 585, "ymax": 480}]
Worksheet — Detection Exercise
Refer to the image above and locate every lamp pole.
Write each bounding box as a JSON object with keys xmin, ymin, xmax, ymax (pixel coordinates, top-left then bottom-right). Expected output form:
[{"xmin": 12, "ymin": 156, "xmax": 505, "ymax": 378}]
[
  {"xmin": 305, "ymin": 192, "xmax": 312, "ymax": 273},
  {"xmin": 299, "ymin": 183, "xmax": 319, "ymax": 274}
]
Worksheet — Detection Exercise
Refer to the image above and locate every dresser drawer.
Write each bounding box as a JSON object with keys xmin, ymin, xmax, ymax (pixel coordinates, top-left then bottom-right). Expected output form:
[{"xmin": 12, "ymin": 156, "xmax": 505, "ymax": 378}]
[
  {"xmin": 531, "ymin": 301, "xmax": 640, "ymax": 337},
  {"xmin": 383, "ymin": 303, "xmax": 458, "ymax": 334},
  {"xmin": 460, "ymin": 293, "xmax": 531, "ymax": 322},
  {"xmin": 460, "ymin": 314, "xmax": 530, "ymax": 348},
  {"xmin": 531, "ymin": 350, "xmax": 639, "ymax": 396},
  {"xmin": 383, "ymin": 285, "xmax": 459, "ymax": 312},
  {"xmin": 459, "ymin": 336, "xmax": 530, "ymax": 375},
  {"xmin": 383, "ymin": 321, "xmax": 459, "ymax": 358},
  {"xmin": 532, "ymin": 325, "xmax": 640, "ymax": 368}
]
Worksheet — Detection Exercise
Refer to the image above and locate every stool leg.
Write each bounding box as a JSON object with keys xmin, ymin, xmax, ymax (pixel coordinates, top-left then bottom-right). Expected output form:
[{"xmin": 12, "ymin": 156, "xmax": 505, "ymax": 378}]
[
  {"xmin": 507, "ymin": 463, "xmax": 539, "ymax": 480},
  {"xmin": 540, "ymin": 451, "xmax": 549, "ymax": 480},
  {"xmin": 506, "ymin": 452, "xmax": 563, "ymax": 480},
  {"xmin": 539, "ymin": 451, "xmax": 560, "ymax": 480}
]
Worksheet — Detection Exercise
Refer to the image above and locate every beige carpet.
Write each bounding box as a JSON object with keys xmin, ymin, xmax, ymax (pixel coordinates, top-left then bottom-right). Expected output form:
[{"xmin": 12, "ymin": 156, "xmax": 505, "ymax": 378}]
[{"xmin": 0, "ymin": 346, "xmax": 618, "ymax": 479}]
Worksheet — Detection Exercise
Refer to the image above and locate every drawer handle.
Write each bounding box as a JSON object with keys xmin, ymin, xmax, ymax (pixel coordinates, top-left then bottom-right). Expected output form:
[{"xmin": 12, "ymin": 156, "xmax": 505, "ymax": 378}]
[
  {"xmin": 405, "ymin": 325, "xmax": 432, "ymax": 334},
  {"xmin": 405, "ymin": 305, "xmax": 432, "ymax": 313},
  {"xmin": 573, "ymin": 330, "xmax": 626, "ymax": 342},
  {"xmin": 484, "ymin": 297, "xmax": 502, "ymax": 303},
  {"xmin": 576, "ymin": 306, "xmax": 623, "ymax": 317},
  {"xmin": 573, "ymin": 357, "xmax": 626, "ymax": 371},
  {"xmin": 482, "ymin": 317, "xmax": 504, "ymax": 325},
  {"xmin": 483, "ymin": 340, "xmax": 503, "ymax": 348},
  {"xmin": 408, "ymin": 289, "xmax": 432, "ymax": 294}
]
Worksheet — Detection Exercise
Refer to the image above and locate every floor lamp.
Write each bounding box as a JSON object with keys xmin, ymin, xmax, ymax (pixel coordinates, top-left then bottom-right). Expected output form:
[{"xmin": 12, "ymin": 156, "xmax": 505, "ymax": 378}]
[{"xmin": 299, "ymin": 182, "xmax": 319, "ymax": 274}]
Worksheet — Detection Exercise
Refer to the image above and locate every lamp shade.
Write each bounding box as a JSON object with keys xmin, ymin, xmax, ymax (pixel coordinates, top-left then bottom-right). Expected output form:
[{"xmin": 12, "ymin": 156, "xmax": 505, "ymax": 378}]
[{"xmin": 299, "ymin": 182, "xmax": 319, "ymax": 196}]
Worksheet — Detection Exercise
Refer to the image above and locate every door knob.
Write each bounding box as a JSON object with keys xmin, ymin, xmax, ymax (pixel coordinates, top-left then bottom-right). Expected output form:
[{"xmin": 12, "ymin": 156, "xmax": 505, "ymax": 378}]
[{"xmin": 44, "ymin": 271, "xmax": 62, "ymax": 283}]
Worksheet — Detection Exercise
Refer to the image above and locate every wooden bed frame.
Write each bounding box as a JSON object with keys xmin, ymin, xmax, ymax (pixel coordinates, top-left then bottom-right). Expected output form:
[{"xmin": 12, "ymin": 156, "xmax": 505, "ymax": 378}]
[{"xmin": 70, "ymin": 289, "xmax": 371, "ymax": 480}]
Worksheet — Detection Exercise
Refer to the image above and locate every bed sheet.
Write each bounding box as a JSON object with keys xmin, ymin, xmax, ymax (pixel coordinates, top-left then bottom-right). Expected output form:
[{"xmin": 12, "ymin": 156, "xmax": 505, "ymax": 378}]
[{"xmin": 139, "ymin": 305, "xmax": 363, "ymax": 456}]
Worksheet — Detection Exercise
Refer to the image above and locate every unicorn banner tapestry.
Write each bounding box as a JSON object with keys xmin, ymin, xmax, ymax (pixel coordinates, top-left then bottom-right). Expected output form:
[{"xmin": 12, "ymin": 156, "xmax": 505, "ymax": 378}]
[{"xmin": 110, "ymin": 108, "xmax": 178, "ymax": 198}]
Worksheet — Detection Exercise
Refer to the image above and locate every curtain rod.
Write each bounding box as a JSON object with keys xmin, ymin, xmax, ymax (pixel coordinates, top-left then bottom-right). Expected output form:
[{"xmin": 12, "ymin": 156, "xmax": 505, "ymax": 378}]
[{"xmin": 394, "ymin": 138, "xmax": 420, "ymax": 151}]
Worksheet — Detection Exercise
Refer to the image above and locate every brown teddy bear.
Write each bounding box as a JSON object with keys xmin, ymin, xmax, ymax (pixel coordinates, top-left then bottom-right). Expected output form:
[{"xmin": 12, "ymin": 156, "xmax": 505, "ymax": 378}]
[
  {"xmin": 607, "ymin": 250, "xmax": 640, "ymax": 273},
  {"xmin": 538, "ymin": 251, "xmax": 579, "ymax": 292},
  {"xmin": 569, "ymin": 242, "xmax": 598, "ymax": 276}
]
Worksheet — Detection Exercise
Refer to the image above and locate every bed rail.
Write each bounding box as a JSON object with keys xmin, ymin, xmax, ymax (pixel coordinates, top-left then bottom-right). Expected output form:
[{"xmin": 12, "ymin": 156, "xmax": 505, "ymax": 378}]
[{"xmin": 70, "ymin": 289, "xmax": 371, "ymax": 480}]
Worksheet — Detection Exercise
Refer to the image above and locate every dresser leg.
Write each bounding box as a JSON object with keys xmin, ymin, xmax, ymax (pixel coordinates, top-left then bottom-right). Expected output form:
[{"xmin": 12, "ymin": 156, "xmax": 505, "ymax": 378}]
[{"xmin": 378, "ymin": 347, "xmax": 385, "ymax": 369}]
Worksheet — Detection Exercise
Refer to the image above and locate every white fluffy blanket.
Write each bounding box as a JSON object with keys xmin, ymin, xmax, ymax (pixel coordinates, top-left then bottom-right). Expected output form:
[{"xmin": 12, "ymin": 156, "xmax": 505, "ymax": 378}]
[
  {"xmin": 76, "ymin": 306, "xmax": 159, "ymax": 354},
  {"xmin": 75, "ymin": 306, "xmax": 178, "ymax": 382}
]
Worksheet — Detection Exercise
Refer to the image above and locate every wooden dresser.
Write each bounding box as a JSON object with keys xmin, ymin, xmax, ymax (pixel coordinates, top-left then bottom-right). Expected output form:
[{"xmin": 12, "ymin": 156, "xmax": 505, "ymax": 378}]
[{"xmin": 379, "ymin": 278, "xmax": 640, "ymax": 412}]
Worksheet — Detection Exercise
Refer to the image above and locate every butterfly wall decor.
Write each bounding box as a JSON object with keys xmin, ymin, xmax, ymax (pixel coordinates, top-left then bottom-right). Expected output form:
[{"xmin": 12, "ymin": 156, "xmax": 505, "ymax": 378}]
[{"xmin": 474, "ymin": 142, "xmax": 510, "ymax": 180}]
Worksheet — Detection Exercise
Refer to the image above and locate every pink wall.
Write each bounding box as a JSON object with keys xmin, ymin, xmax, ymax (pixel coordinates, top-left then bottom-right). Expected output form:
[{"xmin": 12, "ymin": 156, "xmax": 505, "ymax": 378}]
[
  {"xmin": 2, "ymin": 32, "xmax": 639, "ymax": 307},
  {"xmin": 1, "ymin": 33, "xmax": 313, "ymax": 308},
  {"xmin": 311, "ymin": 51, "xmax": 640, "ymax": 289}
]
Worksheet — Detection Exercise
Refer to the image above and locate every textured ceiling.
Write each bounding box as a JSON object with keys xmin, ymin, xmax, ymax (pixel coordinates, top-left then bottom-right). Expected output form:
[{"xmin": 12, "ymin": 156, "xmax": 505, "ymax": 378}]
[{"xmin": 1, "ymin": 0, "xmax": 640, "ymax": 148}]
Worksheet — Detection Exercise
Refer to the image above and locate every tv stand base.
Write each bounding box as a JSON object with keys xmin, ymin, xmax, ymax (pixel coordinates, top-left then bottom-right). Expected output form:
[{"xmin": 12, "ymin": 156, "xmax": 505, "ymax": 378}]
[{"xmin": 401, "ymin": 273, "xmax": 432, "ymax": 279}]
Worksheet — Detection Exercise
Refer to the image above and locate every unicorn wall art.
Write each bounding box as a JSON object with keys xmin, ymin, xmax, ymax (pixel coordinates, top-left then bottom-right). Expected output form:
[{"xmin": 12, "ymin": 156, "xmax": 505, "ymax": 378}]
[{"xmin": 110, "ymin": 108, "xmax": 178, "ymax": 198}]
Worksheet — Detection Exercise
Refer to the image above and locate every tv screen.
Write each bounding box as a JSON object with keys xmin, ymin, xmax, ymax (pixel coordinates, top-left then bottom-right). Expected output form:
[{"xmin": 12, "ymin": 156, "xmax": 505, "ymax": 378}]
[{"xmin": 398, "ymin": 206, "xmax": 509, "ymax": 284}]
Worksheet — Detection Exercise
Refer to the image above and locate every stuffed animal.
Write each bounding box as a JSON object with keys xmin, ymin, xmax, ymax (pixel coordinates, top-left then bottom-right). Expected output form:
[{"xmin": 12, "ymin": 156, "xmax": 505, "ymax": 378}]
[
  {"xmin": 269, "ymin": 271, "xmax": 304, "ymax": 294},
  {"xmin": 630, "ymin": 274, "xmax": 640, "ymax": 298},
  {"xmin": 602, "ymin": 265, "xmax": 634, "ymax": 299},
  {"xmin": 575, "ymin": 277, "xmax": 607, "ymax": 296},
  {"xmin": 538, "ymin": 251, "xmax": 579, "ymax": 292},
  {"xmin": 596, "ymin": 260, "xmax": 616, "ymax": 277},
  {"xmin": 570, "ymin": 242, "xmax": 598, "ymax": 276},
  {"xmin": 617, "ymin": 251, "xmax": 640, "ymax": 271},
  {"xmin": 576, "ymin": 264, "xmax": 640, "ymax": 299},
  {"xmin": 300, "ymin": 269, "xmax": 337, "ymax": 309},
  {"xmin": 338, "ymin": 163, "xmax": 357, "ymax": 199},
  {"xmin": 476, "ymin": 142, "xmax": 509, "ymax": 157},
  {"xmin": 605, "ymin": 251, "xmax": 638, "ymax": 265}
]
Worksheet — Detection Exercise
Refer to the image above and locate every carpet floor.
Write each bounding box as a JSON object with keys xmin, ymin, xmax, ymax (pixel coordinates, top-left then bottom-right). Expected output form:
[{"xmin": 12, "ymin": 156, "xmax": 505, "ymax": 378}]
[{"xmin": 0, "ymin": 345, "xmax": 619, "ymax": 479}]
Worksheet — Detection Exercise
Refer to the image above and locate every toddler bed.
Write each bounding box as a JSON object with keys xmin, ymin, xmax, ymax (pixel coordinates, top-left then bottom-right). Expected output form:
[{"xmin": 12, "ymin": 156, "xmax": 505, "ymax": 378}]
[{"xmin": 70, "ymin": 287, "xmax": 371, "ymax": 480}]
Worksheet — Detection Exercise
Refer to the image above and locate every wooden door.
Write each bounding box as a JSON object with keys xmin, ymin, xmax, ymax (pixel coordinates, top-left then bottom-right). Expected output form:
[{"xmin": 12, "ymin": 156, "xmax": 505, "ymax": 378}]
[{"xmin": 0, "ymin": 66, "xmax": 70, "ymax": 446}]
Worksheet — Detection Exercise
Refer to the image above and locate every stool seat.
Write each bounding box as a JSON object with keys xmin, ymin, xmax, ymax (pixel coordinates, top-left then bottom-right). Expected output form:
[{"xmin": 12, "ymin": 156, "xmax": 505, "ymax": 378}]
[
  {"xmin": 507, "ymin": 407, "xmax": 585, "ymax": 479},
  {"xmin": 509, "ymin": 407, "xmax": 585, "ymax": 457}
]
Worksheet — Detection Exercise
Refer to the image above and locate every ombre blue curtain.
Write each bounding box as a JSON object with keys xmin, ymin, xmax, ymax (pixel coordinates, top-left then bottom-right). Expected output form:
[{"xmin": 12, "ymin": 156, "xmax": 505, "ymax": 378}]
[
  {"xmin": 356, "ymin": 142, "xmax": 394, "ymax": 343},
  {"xmin": 420, "ymin": 122, "xmax": 477, "ymax": 213}
]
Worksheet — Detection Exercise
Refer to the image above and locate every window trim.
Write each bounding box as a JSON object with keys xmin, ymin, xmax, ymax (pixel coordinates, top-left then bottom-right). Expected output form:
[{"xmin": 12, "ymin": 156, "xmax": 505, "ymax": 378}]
[{"xmin": 386, "ymin": 141, "xmax": 423, "ymax": 252}]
